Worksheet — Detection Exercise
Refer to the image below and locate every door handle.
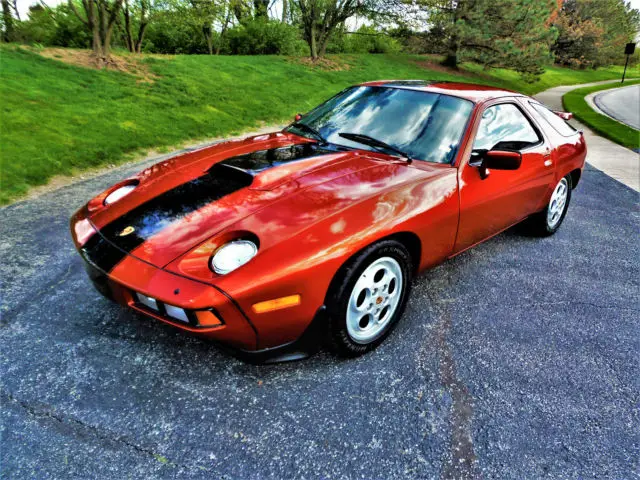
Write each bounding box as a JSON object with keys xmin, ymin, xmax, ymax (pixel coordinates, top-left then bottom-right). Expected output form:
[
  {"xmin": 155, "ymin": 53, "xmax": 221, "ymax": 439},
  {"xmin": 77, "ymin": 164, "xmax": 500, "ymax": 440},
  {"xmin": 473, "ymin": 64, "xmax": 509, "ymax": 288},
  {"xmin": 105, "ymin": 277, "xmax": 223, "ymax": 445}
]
[{"xmin": 543, "ymin": 148, "xmax": 552, "ymax": 167}]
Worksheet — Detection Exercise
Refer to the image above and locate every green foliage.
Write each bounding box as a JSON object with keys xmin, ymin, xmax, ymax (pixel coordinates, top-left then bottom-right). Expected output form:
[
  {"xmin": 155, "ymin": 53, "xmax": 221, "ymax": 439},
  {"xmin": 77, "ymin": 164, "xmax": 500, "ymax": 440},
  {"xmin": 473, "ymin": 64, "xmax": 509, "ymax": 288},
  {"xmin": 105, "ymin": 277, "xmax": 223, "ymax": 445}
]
[
  {"xmin": 142, "ymin": 9, "xmax": 209, "ymax": 53},
  {"xmin": 294, "ymin": 0, "xmax": 383, "ymax": 58},
  {"xmin": 15, "ymin": 4, "xmax": 91, "ymax": 48},
  {"xmin": 340, "ymin": 26, "xmax": 402, "ymax": 54},
  {"xmin": 389, "ymin": 25, "xmax": 448, "ymax": 55},
  {"xmin": 456, "ymin": 0, "xmax": 558, "ymax": 78},
  {"xmin": 0, "ymin": 44, "xmax": 632, "ymax": 204},
  {"xmin": 326, "ymin": 26, "xmax": 401, "ymax": 54},
  {"xmin": 225, "ymin": 19, "xmax": 306, "ymax": 55},
  {"xmin": 553, "ymin": 0, "xmax": 640, "ymax": 68},
  {"xmin": 563, "ymin": 80, "xmax": 640, "ymax": 150}
]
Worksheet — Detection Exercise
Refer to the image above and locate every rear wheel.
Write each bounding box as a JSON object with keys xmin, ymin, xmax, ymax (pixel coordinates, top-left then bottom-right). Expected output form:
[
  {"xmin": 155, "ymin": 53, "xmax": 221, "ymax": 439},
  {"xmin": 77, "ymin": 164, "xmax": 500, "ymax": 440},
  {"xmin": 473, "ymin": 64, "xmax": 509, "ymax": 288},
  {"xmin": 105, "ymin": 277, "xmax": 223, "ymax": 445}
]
[
  {"xmin": 525, "ymin": 174, "xmax": 572, "ymax": 236},
  {"xmin": 327, "ymin": 240, "xmax": 412, "ymax": 357}
]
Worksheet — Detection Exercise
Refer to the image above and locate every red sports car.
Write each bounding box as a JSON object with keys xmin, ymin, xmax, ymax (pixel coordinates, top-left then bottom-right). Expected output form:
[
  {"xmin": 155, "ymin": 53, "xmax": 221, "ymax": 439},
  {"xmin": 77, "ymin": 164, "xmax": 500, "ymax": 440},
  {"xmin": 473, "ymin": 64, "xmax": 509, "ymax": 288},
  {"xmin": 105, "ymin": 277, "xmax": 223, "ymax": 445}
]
[{"xmin": 70, "ymin": 81, "xmax": 586, "ymax": 362}]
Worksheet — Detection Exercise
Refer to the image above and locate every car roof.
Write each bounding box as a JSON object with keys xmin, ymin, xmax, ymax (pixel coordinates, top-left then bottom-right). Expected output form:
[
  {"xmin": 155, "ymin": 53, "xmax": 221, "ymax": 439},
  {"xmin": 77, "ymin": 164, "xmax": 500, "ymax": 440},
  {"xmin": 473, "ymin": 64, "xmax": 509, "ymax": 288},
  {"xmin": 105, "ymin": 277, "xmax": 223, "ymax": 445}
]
[{"xmin": 357, "ymin": 80, "xmax": 523, "ymax": 103}]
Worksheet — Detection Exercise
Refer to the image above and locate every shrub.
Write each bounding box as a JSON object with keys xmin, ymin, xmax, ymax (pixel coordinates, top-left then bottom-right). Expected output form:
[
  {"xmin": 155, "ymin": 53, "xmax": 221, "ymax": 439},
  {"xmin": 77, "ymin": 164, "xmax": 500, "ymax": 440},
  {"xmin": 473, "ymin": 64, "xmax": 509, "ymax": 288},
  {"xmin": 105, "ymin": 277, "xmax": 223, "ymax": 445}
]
[
  {"xmin": 225, "ymin": 20, "xmax": 306, "ymax": 55},
  {"xmin": 143, "ymin": 13, "xmax": 209, "ymax": 54},
  {"xmin": 326, "ymin": 26, "xmax": 402, "ymax": 54}
]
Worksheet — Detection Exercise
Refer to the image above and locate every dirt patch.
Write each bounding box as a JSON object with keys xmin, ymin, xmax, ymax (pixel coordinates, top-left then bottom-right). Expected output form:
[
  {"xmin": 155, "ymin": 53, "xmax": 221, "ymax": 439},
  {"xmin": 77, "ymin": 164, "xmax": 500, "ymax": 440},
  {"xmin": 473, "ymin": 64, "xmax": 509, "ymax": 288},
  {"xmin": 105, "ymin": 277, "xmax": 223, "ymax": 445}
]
[
  {"xmin": 413, "ymin": 57, "xmax": 496, "ymax": 82},
  {"xmin": 413, "ymin": 58, "xmax": 464, "ymax": 76},
  {"xmin": 290, "ymin": 56, "xmax": 352, "ymax": 71},
  {"xmin": 37, "ymin": 47, "xmax": 158, "ymax": 83}
]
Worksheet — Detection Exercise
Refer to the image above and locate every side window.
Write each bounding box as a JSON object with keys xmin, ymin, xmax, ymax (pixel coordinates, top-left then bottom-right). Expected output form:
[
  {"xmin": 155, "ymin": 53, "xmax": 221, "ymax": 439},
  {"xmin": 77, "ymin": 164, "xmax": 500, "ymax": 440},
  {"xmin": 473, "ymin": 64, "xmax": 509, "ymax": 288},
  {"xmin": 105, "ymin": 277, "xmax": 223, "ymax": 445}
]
[
  {"xmin": 473, "ymin": 103, "xmax": 541, "ymax": 151},
  {"xmin": 529, "ymin": 101, "xmax": 577, "ymax": 136}
]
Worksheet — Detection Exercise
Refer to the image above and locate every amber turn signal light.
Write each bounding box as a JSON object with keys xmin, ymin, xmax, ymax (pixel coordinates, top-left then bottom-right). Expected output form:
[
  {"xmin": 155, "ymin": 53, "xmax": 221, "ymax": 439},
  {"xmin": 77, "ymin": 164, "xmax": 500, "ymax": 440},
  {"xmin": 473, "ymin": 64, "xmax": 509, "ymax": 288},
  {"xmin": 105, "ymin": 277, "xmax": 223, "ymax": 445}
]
[
  {"xmin": 195, "ymin": 310, "xmax": 223, "ymax": 327},
  {"xmin": 252, "ymin": 294, "xmax": 301, "ymax": 314}
]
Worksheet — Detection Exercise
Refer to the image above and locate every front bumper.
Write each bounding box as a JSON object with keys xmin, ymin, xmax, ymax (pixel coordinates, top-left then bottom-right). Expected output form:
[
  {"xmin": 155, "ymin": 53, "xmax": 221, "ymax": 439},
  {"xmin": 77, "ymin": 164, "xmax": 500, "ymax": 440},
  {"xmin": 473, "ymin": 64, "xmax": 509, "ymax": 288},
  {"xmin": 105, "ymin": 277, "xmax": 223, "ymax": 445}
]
[
  {"xmin": 82, "ymin": 255, "xmax": 323, "ymax": 362},
  {"xmin": 78, "ymin": 234, "xmax": 259, "ymax": 352}
]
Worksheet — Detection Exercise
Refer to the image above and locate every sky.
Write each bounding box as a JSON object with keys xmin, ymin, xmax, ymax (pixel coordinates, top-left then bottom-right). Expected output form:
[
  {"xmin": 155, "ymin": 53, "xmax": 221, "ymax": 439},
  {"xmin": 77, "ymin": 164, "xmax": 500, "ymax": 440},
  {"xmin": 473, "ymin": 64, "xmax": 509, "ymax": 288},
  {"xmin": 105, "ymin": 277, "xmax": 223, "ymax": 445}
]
[{"xmin": 13, "ymin": 0, "xmax": 640, "ymax": 33}]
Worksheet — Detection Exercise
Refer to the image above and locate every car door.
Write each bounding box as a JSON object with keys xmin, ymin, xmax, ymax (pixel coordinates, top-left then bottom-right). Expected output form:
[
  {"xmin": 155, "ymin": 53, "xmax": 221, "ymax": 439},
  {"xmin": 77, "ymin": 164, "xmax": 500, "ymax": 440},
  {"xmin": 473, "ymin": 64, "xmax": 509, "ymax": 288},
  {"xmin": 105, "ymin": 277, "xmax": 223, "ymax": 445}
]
[{"xmin": 453, "ymin": 99, "xmax": 555, "ymax": 253}]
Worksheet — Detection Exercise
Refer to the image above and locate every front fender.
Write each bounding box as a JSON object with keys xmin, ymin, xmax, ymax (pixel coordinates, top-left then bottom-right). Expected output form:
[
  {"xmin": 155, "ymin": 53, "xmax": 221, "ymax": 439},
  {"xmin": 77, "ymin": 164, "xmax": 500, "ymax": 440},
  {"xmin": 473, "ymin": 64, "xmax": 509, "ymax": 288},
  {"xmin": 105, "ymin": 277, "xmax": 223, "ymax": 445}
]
[{"xmin": 168, "ymin": 165, "xmax": 459, "ymax": 349}]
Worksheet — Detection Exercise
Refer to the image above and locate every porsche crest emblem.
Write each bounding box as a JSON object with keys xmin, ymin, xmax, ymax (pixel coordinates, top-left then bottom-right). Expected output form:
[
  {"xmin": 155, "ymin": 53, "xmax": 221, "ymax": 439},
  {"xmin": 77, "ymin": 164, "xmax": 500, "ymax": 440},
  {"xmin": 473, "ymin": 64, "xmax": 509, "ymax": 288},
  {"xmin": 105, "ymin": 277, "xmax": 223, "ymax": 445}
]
[{"xmin": 118, "ymin": 226, "xmax": 136, "ymax": 237}]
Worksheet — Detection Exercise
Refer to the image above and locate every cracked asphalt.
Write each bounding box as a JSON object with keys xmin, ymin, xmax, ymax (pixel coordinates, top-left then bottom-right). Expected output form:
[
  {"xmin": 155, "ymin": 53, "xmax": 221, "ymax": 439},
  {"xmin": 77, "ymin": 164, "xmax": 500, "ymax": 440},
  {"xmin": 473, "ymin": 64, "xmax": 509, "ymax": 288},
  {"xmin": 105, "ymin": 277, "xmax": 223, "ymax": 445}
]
[{"xmin": 1, "ymin": 151, "xmax": 639, "ymax": 478}]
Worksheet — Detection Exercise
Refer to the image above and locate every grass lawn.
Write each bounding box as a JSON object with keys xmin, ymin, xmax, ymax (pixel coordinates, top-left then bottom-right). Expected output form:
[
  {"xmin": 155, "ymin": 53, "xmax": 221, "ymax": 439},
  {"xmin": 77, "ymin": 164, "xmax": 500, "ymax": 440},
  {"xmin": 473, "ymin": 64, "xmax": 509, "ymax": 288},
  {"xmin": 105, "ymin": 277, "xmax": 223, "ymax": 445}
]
[
  {"xmin": 0, "ymin": 44, "xmax": 637, "ymax": 205},
  {"xmin": 563, "ymin": 80, "xmax": 640, "ymax": 151}
]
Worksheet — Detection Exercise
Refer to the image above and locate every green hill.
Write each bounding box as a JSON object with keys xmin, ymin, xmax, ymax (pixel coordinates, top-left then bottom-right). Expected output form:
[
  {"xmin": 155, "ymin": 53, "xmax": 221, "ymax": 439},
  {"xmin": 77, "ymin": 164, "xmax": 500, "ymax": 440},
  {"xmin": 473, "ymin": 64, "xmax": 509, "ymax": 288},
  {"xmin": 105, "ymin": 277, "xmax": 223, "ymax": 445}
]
[{"xmin": 0, "ymin": 45, "xmax": 633, "ymax": 205}]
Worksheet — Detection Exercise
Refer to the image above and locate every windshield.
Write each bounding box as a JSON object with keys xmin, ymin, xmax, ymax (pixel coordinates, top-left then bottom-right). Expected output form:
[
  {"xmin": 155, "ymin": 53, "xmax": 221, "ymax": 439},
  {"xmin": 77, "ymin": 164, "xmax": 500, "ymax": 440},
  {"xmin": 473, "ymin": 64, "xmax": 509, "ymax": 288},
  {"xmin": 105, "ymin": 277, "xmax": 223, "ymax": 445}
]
[{"xmin": 287, "ymin": 86, "xmax": 474, "ymax": 164}]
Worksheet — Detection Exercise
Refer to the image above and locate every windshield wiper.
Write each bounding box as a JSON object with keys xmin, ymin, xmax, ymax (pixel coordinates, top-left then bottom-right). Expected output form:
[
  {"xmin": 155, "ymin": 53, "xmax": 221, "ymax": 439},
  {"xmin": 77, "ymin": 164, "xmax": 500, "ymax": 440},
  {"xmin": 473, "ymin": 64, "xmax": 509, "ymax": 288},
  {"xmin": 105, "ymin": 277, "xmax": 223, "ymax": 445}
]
[
  {"xmin": 338, "ymin": 132, "xmax": 412, "ymax": 163},
  {"xmin": 290, "ymin": 122, "xmax": 326, "ymax": 144}
]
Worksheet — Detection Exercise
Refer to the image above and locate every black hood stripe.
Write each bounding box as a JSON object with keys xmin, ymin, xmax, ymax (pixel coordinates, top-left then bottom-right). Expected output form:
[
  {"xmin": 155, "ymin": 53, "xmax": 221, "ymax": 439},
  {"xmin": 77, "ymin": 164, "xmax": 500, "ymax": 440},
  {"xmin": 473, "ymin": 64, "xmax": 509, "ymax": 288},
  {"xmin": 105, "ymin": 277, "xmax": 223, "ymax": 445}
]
[
  {"xmin": 83, "ymin": 142, "xmax": 335, "ymax": 272},
  {"xmin": 218, "ymin": 142, "xmax": 334, "ymax": 174},
  {"xmin": 81, "ymin": 231, "xmax": 129, "ymax": 274},
  {"xmin": 99, "ymin": 164, "xmax": 253, "ymax": 263}
]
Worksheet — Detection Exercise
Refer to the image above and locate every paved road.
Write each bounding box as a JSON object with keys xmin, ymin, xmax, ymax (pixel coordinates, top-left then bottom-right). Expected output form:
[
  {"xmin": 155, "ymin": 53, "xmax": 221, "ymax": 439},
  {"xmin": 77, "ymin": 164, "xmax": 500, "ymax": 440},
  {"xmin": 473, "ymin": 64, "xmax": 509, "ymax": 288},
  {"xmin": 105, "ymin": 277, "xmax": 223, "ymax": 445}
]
[
  {"xmin": 536, "ymin": 80, "xmax": 640, "ymax": 191},
  {"xmin": 594, "ymin": 84, "xmax": 640, "ymax": 130},
  {"xmin": 2, "ymin": 115, "xmax": 639, "ymax": 479}
]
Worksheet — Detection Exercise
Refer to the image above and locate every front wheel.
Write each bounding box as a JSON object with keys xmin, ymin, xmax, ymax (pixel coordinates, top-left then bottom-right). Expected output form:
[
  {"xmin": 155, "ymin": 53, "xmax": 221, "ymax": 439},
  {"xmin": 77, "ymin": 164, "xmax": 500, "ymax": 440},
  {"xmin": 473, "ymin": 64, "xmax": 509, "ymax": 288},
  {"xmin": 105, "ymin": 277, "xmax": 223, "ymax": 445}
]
[
  {"xmin": 326, "ymin": 240, "xmax": 412, "ymax": 357},
  {"xmin": 525, "ymin": 174, "xmax": 572, "ymax": 236}
]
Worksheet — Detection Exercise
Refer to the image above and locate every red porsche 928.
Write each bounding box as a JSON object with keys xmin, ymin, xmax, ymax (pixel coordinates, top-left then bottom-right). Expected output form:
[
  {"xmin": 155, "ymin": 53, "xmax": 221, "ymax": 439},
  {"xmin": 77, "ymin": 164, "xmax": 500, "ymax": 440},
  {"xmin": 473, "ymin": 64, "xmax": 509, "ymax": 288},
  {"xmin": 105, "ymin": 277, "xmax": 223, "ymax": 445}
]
[{"xmin": 70, "ymin": 81, "xmax": 586, "ymax": 362}]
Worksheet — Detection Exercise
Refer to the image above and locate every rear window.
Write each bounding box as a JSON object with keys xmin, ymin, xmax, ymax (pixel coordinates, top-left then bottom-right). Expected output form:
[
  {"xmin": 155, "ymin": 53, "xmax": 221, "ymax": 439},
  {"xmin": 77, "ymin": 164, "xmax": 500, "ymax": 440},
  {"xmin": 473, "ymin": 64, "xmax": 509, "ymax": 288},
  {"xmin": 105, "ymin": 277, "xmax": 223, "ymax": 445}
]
[{"xmin": 529, "ymin": 102, "xmax": 577, "ymax": 137}]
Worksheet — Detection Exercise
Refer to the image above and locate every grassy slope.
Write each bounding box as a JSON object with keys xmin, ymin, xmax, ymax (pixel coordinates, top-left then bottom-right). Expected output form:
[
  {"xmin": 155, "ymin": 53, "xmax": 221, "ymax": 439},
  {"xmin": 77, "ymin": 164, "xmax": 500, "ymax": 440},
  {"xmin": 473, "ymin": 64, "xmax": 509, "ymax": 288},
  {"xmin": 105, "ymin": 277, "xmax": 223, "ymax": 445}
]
[
  {"xmin": 563, "ymin": 80, "xmax": 640, "ymax": 150},
  {"xmin": 0, "ymin": 45, "xmax": 636, "ymax": 204}
]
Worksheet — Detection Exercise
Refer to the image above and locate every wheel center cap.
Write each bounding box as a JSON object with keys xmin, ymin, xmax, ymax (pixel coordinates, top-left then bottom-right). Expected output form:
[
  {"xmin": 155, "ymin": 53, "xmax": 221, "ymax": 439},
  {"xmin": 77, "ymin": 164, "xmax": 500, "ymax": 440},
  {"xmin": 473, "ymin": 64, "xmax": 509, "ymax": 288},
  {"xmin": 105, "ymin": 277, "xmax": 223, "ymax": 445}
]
[{"xmin": 376, "ymin": 296, "xmax": 383, "ymax": 305}]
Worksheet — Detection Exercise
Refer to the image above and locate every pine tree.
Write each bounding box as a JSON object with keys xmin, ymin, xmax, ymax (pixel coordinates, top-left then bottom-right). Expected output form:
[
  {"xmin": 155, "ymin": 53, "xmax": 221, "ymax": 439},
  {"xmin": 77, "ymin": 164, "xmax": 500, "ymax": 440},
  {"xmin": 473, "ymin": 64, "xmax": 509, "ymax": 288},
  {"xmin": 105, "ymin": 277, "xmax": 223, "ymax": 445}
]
[{"xmin": 440, "ymin": 0, "xmax": 558, "ymax": 79}]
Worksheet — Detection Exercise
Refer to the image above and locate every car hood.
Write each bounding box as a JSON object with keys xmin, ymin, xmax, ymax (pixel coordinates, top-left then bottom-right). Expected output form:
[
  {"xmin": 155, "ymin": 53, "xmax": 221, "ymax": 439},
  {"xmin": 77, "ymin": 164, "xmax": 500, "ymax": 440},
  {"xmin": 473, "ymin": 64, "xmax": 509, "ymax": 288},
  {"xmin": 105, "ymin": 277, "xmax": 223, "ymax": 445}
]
[{"xmin": 87, "ymin": 131, "xmax": 428, "ymax": 269}]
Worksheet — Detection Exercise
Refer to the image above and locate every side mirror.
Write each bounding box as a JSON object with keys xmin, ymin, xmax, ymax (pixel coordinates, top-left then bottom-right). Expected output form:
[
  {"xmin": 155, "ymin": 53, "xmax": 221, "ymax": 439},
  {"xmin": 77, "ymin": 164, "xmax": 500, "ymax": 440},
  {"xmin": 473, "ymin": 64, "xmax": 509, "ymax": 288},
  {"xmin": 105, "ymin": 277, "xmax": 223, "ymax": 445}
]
[
  {"xmin": 483, "ymin": 150, "xmax": 522, "ymax": 170},
  {"xmin": 470, "ymin": 149, "xmax": 522, "ymax": 179},
  {"xmin": 294, "ymin": 113, "xmax": 303, "ymax": 122}
]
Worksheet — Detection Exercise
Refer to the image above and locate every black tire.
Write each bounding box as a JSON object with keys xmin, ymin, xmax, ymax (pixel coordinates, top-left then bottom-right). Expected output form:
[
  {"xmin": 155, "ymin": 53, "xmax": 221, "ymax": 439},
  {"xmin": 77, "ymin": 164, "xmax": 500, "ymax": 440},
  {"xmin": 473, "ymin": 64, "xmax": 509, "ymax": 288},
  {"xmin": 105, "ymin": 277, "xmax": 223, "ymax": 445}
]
[
  {"xmin": 326, "ymin": 239, "xmax": 413, "ymax": 357},
  {"xmin": 524, "ymin": 174, "xmax": 572, "ymax": 237}
]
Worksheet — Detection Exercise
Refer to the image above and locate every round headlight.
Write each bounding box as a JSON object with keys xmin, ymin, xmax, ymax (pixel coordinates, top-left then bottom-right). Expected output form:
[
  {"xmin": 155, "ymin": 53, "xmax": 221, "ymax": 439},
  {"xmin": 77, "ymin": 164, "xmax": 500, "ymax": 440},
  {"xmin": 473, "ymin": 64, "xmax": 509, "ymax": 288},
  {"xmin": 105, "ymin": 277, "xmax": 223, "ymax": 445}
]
[
  {"xmin": 104, "ymin": 185, "xmax": 136, "ymax": 205},
  {"xmin": 211, "ymin": 240, "xmax": 258, "ymax": 275}
]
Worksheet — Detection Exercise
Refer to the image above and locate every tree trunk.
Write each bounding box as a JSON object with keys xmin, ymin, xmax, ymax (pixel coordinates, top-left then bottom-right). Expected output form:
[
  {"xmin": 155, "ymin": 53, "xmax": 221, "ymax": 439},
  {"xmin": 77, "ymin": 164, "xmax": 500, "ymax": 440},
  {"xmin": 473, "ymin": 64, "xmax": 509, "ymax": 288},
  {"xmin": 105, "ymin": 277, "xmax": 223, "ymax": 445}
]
[
  {"xmin": 215, "ymin": 11, "xmax": 231, "ymax": 55},
  {"xmin": 442, "ymin": 49, "xmax": 458, "ymax": 68},
  {"xmin": 309, "ymin": 26, "xmax": 318, "ymax": 60},
  {"xmin": 92, "ymin": 25, "xmax": 103, "ymax": 57},
  {"xmin": 10, "ymin": 0, "xmax": 18, "ymax": 20},
  {"xmin": 2, "ymin": 0, "xmax": 15, "ymax": 42},
  {"xmin": 281, "ymin": 0, "xmax": 288, "ymax": 22},
  {"xmin": 441, "ymin": 0, "xmax": 462, "ymax": 69},
  {"xmin": 203, "ymin": 24, "xmax": 213, "ymax": 55},
  {"xmin": 123, "ymin": 0, "xmax": 134, "ymax": 52},
  {"xmin": 68, "ymin": 0, "xmax": 122, "ymax": 62},
  {"xmin": 318, "ymin": 30, "xmax": 331, "ymax": 58},
  {"xmin": 135, "ymin": 21, "xmax": 147, "ymax": 53}
]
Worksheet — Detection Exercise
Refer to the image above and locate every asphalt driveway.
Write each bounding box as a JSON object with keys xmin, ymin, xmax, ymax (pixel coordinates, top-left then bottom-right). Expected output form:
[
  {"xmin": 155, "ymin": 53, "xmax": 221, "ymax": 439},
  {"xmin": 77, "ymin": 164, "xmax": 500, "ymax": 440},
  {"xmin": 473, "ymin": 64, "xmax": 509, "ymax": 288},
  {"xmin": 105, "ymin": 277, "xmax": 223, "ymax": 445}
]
[
  {"xmin": 1, "ymin": 149, "xmax": 639, "ymax": 478},
  {"xmin": 594, "ymin": 84, "xmax": 640, "ymax": 130}
]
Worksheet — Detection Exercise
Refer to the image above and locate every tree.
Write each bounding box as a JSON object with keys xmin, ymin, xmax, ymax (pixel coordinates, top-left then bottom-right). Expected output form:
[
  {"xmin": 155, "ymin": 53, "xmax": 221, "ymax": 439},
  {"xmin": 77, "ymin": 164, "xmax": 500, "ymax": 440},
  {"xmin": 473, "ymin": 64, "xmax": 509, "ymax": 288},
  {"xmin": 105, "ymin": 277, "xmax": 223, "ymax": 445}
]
[
  {"xmin": 2, "ymin": 0, "xmax": 15, "ymax": 42},
  {"xmin": 122, "ymin": 0, "xmax": 153, "ymax": 53},
  {"xmin": 428, "ymin": 0, "xmax": 558, "ymax": 77},
  {"xmin": 553, "ymin": 0, "xmax": 640, "ymax": 68},
  {"xmin": 68, "ymin": 0, "xmax": 125, "ymax": 61},
  {"xmin": 293, "ymin": 0, "xmax": 375, "ymax": 59},
  {"xmin": 189, "ymin": 0, "xmax": 225, "ymax": 54}
]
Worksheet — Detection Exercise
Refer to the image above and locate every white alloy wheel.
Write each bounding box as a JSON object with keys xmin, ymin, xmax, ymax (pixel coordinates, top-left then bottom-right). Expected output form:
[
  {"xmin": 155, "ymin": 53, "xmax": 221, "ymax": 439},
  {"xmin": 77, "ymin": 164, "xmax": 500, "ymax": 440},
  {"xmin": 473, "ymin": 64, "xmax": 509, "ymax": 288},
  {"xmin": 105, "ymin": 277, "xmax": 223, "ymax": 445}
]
[
  {"xmin": 547, "ymin": 177, "xmax": 569, "ymax": 229},
  {"xmin": 345, "ymin": 257, "xmax": 404, "ymax": 344}
]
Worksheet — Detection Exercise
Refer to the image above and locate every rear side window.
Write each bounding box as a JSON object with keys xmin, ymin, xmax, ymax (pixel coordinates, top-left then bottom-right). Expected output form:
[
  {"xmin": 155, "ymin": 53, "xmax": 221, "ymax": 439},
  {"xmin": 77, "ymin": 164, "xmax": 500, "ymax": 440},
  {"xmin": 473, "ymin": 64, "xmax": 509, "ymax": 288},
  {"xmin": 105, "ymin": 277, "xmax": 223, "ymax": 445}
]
[
  {"xmin": 473, "ymin": 103, "xmax": 541, "ymax": 151},
  {"xmin": 529, "ymin": 102, "xmax": 577, "ymax": 137}
]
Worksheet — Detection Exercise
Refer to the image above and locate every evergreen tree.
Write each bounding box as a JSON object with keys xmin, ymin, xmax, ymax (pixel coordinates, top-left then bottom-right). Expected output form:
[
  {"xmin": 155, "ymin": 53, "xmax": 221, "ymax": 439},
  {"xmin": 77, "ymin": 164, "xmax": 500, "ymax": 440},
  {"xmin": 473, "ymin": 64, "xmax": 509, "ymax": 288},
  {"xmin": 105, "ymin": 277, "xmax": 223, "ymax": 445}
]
[
  {"xmin": 553, "ymin": 0, "xmax": 640, "ymax": 68},
  {"xmin": 438, "ymin": 0, "xmax": 558, "ymax": 78}
]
